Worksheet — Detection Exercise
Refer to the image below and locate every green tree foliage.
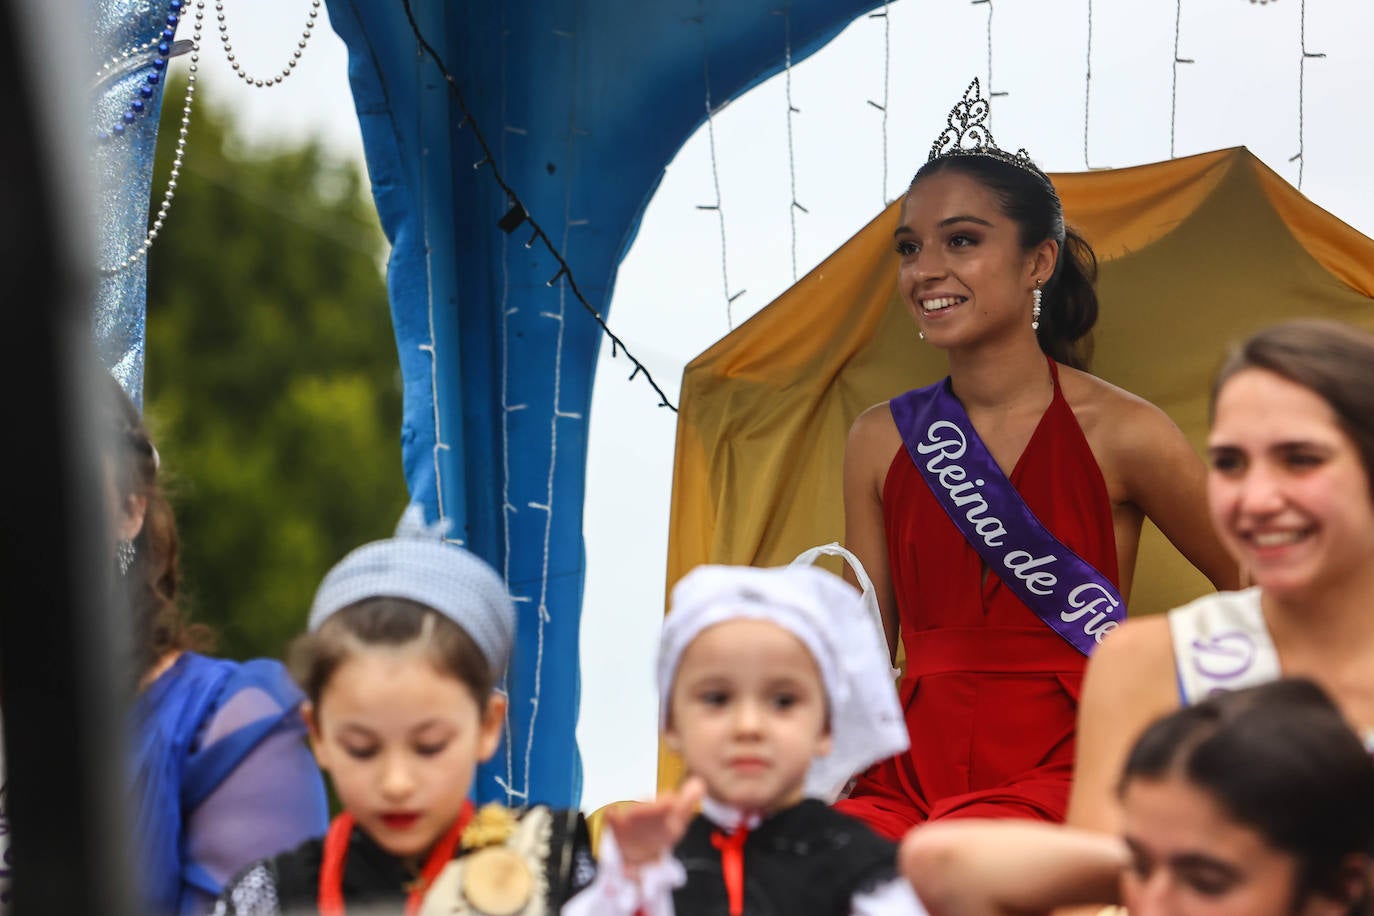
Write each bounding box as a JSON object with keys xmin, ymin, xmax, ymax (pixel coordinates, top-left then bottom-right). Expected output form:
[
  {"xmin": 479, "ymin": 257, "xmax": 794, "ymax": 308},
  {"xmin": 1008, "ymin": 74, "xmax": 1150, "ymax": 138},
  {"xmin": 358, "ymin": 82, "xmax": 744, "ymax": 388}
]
[{"xmin": 145, "ymin": 76, "xmax": 407, "ymax": 661}]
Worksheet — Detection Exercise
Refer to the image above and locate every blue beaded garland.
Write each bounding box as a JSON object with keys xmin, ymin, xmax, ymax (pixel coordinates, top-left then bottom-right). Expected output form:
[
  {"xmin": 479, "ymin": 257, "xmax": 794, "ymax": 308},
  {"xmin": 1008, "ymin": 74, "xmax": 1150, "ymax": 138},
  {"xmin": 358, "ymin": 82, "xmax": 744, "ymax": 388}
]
[{"xmin": 99, "ymin": 0, "xmax": 185, "ymax": 141}]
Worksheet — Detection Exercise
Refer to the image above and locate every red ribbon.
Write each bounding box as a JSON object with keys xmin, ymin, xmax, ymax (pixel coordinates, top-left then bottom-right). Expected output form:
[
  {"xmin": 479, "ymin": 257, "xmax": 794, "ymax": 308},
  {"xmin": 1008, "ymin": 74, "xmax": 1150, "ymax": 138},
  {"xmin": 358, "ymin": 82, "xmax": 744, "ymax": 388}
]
[
  {"xmin": 318, "ymin": 800, "xmax": 476, "ymax": 916},
  {"xmin": 710, "ymin": 825, "xmax": 750, "ymax": 916}
]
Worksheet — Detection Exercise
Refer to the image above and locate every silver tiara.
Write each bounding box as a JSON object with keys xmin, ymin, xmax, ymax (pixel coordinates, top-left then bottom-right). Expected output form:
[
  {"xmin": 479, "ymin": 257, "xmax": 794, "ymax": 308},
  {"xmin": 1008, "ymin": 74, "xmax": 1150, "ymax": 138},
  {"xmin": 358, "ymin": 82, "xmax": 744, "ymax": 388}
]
[{"xmin": 927, "ymin": 79, "xmax": 1047, "ymax": 180}]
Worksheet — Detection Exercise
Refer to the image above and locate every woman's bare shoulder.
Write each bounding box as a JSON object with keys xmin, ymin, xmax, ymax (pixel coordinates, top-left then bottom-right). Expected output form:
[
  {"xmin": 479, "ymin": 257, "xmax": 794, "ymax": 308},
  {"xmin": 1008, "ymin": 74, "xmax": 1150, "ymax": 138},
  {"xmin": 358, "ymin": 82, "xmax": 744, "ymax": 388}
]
[
  {"xmin": 1057, "ymin": 366, "xmax": 1187, "ymax": 452},
  {"xmin": 1096, "ymin": 612, "xmax": 1176, "ymax": 667},
  {"xmin": 1084, "ymin": 613, "xmax": 1179, "ymax": 713},
  {"xmin": 1058, "ymin": 365, "xmax": 1166, "ymax": 419},
  {"xmin": 848, "ymin": 401, "xmax": 901, "ymax": 450}
]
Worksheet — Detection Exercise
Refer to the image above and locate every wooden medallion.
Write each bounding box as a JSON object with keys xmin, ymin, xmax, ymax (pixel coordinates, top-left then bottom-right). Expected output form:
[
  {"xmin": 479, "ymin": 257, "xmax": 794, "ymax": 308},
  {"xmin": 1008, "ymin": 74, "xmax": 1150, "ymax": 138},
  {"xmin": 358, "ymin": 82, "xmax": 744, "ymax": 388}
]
[{"xmin": 460, "ymin": 846, "xmax": 534, "ymax": 916}]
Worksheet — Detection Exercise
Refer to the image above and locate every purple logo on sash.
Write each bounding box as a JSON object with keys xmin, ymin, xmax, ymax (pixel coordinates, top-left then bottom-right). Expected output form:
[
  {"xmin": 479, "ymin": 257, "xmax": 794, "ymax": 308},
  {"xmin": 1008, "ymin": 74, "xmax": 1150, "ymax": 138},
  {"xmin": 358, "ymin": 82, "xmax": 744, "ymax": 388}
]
[
  {"xmin": 891, "ymin": 380, "xmax": 1126, "ymax": 656},
  {"xmin": 1190, "ymin": 631, "xmax": 1258, "ymax": 682}
]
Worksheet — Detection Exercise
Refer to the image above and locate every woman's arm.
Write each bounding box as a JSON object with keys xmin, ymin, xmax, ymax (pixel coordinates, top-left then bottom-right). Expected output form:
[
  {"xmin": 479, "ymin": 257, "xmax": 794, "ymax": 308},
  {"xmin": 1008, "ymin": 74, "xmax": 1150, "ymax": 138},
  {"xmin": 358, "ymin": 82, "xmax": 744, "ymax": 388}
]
[
  {"xmin": 844, "ymin": 405, "xmax": 902, "ymax": 661},
  {"xmin": 184, "ymin": 693, "xmax": 329, "ymax": 906},
  {"xmin": 1064, "ymin": 618, "xmax": 1178, "ymax": 834},
  {"xmin": 901, "ymin": 820, "xmax": 1128, "ymax": 916},
  {"xmin": 1113, "ymin": 401, "xmax": 1239, "ymax": 592}
]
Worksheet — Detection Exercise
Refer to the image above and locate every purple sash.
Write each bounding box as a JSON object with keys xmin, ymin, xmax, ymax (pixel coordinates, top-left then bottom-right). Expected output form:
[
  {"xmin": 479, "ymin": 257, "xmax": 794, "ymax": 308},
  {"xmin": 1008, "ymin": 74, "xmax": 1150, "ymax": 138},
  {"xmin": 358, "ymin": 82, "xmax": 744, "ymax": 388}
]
[{"xmin": 891, "ymin": 379, "xmax": 1125, "ymax": 656}]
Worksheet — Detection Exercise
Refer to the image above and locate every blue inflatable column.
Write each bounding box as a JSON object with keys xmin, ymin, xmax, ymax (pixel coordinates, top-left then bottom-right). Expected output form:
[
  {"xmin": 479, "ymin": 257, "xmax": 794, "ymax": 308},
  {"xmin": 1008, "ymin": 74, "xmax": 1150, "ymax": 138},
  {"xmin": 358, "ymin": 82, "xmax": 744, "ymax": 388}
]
[{"xmin": 325, "ymin": 0, "xmax": 882, "ymax": 809}]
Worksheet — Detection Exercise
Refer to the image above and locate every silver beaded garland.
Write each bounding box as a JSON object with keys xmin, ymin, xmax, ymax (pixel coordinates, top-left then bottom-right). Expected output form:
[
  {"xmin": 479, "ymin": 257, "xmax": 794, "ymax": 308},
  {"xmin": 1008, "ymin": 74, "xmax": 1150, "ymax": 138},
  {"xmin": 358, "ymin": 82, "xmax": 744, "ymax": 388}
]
[
  {"xmin": 93, "ymin": 37, "xmax": 159, "ymax": 85},
  {"xmin": 216, "ymin": 0, "xmax": 322, "ymax": 88},
  {"xmin": 100, "ymin": 0, "xmax": 203, "ymax": 274},
  {"xmin": 101, "ymin": 0, "xmax": 321, "ymax": 272}
]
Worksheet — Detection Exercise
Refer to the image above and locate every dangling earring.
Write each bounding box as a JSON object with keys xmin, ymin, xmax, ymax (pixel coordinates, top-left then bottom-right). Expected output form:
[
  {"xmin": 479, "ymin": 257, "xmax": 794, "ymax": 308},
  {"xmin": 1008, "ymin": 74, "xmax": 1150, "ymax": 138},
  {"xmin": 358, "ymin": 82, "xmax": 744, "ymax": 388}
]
[
  {"xmin": 117, "ymin": 539, "xmax": 136, "ymax": 576},
  {"xmin": 918, "ymin": 329, "xmax": 925, "ymax": 341},
  {"xmin": 1031, "ymin": 283, "xmax": 1043, "ymax": 332}
]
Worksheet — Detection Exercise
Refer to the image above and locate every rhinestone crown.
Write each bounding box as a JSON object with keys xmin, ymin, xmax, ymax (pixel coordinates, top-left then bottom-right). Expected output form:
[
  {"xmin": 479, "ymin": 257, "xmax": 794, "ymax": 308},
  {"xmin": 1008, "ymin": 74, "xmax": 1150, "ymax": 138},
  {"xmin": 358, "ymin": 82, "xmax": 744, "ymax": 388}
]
[{"xmin": 927, "ymin": 79, "xmax": 1048, "ymax": 182}]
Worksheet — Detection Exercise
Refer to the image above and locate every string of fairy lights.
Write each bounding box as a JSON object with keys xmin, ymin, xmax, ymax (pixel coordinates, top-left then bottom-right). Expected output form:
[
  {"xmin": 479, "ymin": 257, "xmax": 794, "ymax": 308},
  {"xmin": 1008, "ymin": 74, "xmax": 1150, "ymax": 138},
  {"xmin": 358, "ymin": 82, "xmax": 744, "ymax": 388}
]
[
  {"xmin": 1083, "ymin": 0, "xmax": 1098, "ymax": 170},
  {"xmin": 698, "ymin": 29, "xmax": 745, "ymax": 330},
  {"xmin": 394, "ymin": 0, "xmax": 679, "ymax": 413},
  {"xmin": 782, "ymin": 2, "xmax": 804, "ymax": 283},
  {"xmin": 874, "ymin": 2, "xmax": 892, "ymax": 206},
  {"xmin": 1293, "ymin": 0, "xmax": 1326, "ymax": 188},
  {"xmin": 687, "ymin": 0, "xmax": 1330, "ymax": 351},
  {"xmin": 116, "ymin": 2, "xmax": 1340, "ymax": 403}
]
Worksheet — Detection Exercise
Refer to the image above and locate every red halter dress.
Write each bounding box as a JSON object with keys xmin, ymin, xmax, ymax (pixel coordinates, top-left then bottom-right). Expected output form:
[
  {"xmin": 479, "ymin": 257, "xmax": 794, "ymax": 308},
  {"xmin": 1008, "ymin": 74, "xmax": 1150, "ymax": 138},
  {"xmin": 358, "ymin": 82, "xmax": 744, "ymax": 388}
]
[{"xmin": 835, "ymin": 360, "xmax": 1120, "ymax": 839}]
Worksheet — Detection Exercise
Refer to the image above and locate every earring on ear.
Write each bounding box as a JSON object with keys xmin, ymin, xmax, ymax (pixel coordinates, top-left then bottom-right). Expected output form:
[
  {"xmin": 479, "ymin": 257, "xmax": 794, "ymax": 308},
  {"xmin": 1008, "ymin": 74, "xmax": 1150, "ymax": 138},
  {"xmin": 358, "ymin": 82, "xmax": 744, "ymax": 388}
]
[
  {"xmin": 1031, "ymin": 282, "xmax": 1043, "ymax": 332},
  {"xmin": 918, "ymin": 329, "xmax": 925, "ymax": 341},
  {"xmin": 117, "ymin": 538, "xmax": 136, "ymax": 576}
]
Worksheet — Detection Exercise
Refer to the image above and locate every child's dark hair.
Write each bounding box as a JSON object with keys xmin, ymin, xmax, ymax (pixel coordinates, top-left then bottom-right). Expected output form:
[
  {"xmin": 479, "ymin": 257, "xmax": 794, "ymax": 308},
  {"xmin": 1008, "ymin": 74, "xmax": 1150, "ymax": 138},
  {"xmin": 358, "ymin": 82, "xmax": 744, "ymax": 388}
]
[
  {"xmin": 290, "ymin": 597, "xmax": 495, "ymax": 710},
  {"xmin": 909, "ymin": 155, "xmax": 1099, "ymax": 370},
  {"xmin": 1121, "ymin": 679, "xmax": 1374, "ymax": 914}
]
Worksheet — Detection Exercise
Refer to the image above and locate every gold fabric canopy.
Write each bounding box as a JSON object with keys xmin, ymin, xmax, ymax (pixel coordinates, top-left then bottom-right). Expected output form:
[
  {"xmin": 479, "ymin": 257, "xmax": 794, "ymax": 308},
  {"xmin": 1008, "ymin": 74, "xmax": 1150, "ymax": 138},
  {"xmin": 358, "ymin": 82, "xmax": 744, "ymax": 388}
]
[{"xmin": 658, "ymin": 148, "xmax": 1374, "ymax": 787}]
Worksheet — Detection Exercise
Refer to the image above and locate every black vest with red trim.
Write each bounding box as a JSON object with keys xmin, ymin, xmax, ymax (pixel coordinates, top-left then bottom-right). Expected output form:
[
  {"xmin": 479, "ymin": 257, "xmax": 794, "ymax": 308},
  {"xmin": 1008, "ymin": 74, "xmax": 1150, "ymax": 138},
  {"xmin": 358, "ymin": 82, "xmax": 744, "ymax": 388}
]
[
  {"xmin": 671, "ymin": 799, "xmax": 898, "ymax": 916},
  {"xmin": 237, "ymin": 805, "xmax": 593, "ymax": 914}
]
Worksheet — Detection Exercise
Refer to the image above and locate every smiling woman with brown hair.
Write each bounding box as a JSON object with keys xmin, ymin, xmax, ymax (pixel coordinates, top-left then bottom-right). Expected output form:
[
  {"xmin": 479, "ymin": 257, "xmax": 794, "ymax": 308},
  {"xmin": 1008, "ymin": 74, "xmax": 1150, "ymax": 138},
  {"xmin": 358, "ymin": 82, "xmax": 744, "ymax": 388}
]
[{"xmin": 1069, "ymin": 319, "xmax": 1374, "ymax": 838}]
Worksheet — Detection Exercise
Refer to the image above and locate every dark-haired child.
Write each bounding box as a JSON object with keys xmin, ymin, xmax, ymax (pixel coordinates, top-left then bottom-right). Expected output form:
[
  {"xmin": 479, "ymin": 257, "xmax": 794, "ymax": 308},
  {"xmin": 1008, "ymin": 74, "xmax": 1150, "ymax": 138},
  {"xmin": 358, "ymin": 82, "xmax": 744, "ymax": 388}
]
[{"xmin": 214, "ymin": 507, "xmax": 596, "ymax": 915}]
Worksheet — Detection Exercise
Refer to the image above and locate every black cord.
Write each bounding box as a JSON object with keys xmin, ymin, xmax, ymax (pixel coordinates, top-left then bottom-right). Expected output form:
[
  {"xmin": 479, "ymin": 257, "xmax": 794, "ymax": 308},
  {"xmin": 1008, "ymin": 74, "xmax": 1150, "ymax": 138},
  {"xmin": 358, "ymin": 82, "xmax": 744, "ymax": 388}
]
[{"xmin": 398, "ymin": 0, "xmax": 679, "ymax": 411}]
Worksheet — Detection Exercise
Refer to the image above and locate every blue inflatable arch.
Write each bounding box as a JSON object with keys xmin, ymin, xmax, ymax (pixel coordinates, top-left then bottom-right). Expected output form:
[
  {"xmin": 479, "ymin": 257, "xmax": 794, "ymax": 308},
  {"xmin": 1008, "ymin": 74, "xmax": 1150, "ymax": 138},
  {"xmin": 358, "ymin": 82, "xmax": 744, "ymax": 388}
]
[{"xmin": 318, "ymin": 0, "xmax": 885, "ymax": 807}]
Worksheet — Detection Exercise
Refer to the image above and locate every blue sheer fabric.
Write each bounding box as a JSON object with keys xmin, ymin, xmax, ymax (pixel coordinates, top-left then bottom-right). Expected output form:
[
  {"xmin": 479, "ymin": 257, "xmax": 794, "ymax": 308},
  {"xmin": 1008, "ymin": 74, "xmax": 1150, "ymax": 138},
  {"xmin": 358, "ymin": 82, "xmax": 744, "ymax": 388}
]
[{"xmin": 129, "ymin": 653, "xmax": 328, "ymax": 914}]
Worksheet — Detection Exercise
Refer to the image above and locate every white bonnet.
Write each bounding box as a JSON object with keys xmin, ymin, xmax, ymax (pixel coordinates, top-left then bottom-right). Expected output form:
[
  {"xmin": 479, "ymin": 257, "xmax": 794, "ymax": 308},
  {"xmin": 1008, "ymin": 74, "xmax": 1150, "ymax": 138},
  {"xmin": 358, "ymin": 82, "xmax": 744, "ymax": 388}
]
[{"xmin": 657, "ymin": 561, "xmax": 908, "ymax": 801}]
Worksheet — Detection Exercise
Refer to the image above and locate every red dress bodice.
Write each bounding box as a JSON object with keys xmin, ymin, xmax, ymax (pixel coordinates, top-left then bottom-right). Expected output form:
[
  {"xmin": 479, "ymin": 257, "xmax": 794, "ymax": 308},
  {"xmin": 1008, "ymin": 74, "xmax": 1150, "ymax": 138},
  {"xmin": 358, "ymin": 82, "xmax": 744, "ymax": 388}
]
[{"xmin": 836, "ymin": 360, "xmax": 1119, "ymax": 838}]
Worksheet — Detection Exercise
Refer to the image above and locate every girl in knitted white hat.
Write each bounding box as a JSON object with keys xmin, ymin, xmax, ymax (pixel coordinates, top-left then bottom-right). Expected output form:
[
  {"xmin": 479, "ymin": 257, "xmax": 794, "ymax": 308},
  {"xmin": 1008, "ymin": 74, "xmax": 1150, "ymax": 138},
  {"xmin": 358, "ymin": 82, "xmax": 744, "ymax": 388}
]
[
  {"xmin": 568, "ymin": 562, "xmax": 923, "ymax": 916},
  {"xmin": 214, "ymin": 506, "xmax": 598, "ymax": 915}
]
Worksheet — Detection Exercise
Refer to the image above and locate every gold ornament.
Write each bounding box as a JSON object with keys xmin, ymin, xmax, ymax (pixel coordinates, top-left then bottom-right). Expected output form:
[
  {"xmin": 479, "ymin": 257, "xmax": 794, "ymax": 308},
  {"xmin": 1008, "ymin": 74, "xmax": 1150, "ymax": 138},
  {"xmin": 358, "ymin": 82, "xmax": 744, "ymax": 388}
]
[{"xmin": 462, "ymin": 803, "xmax": 519, "ymax": 850}]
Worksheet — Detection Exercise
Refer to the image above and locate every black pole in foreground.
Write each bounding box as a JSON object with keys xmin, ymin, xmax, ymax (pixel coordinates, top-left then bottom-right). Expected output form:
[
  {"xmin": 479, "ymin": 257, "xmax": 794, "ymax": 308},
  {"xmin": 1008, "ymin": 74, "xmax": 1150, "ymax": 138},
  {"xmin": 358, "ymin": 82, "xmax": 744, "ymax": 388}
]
[{"xmin": 0, "ymin": 1, "xmax": 137, "ymax": 913}]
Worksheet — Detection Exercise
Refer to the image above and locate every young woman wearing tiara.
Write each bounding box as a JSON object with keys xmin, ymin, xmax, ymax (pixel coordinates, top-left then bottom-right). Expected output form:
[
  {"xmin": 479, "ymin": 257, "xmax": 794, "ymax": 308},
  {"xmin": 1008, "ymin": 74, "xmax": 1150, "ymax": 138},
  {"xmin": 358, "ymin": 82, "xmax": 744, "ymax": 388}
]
[
  {"xmin": 214, "ymin": 507, "xmax": 598, "ymax": 915},
  {"xmin": 836, "ymin": 80, "xmax": 1236, "ymax": 838}
]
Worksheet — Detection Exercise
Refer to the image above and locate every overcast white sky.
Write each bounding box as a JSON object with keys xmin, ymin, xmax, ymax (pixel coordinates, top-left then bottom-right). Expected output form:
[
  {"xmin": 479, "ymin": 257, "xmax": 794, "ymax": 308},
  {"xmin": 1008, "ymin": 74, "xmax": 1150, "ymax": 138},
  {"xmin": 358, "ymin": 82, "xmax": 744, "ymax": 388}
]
[{"xmin": 200, "ymin": 0, "xmax": 1374, "ymax": 812}]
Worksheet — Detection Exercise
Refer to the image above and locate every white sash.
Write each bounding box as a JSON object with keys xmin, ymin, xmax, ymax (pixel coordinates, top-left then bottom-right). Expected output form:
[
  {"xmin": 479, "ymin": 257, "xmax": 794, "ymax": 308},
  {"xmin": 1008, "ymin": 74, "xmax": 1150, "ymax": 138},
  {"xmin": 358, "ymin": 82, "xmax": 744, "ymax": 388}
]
[{"xmin": 1168, "ymin": 588, "xmax": 1280, "ymax": 705}]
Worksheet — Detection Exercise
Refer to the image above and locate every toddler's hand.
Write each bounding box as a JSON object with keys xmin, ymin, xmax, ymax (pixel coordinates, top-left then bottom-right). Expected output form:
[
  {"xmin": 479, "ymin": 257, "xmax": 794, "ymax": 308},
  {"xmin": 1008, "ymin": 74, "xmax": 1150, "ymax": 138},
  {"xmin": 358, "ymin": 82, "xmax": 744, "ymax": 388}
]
[{"xmin": 605, "ymin": 777, "xmax": 706, "ymax": 872}]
